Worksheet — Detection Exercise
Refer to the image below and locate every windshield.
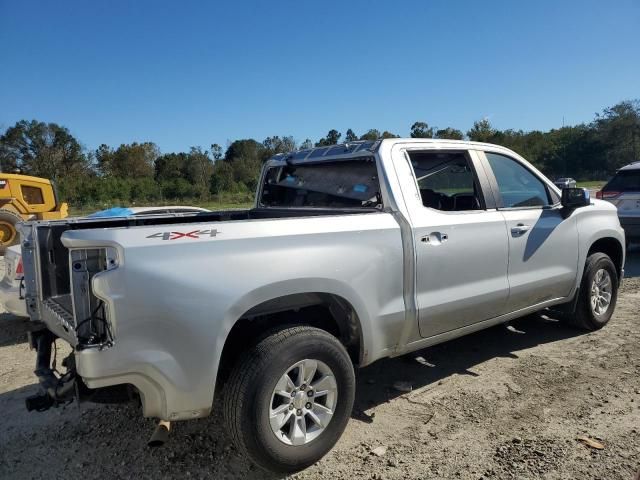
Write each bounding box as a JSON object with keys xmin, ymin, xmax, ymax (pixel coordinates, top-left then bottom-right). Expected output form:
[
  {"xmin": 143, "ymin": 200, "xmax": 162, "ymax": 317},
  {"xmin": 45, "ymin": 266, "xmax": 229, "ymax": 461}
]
[
  {"xmin": 604, "ymin": 170, "xmax": 640, "ymax": 192},
  {"xmin": 259, "ymin": 157, "xmax": 382, "ymax": 209}
]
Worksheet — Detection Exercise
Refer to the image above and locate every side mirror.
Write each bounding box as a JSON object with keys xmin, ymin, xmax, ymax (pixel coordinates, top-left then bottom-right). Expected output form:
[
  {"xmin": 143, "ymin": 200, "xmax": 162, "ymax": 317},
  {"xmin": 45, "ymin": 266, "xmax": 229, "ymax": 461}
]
[{"xmin": 561, "ymin": 187, "xmax": 590, "ymax": 209}]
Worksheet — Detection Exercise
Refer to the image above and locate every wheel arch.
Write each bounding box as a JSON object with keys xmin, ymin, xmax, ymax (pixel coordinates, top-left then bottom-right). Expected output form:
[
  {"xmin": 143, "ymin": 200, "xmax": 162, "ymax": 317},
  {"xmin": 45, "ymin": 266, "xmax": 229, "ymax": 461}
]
[
  {"xmin": 587, "ymin": 236, "xmax": 624, "ymax": 281},
  {"xmin": 215, "ymin": 289, "xmax": 368, "ymax": 395}
]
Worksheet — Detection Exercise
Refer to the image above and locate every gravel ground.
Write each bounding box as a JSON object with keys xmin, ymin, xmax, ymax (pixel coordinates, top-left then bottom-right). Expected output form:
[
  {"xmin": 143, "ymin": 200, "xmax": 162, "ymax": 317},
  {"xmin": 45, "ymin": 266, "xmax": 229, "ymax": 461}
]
[{"xmin": 1, "ymin": 254, "xmax": 639, "ymax": 480}]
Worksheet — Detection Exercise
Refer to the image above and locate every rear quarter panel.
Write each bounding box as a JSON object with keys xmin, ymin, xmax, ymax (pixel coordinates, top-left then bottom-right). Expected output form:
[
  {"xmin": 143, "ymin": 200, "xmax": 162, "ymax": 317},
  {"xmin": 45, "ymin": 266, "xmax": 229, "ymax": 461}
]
[{"xmin": 62, "ymin": 212, "xmax": 405, "ymax": 419}]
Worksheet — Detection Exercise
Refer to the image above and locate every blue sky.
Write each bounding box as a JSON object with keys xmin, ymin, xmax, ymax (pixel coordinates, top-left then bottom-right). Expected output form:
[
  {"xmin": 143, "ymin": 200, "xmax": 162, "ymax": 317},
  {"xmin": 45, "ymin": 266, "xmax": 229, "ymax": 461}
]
[{"xmin": 1, "ymin": 0, "xmax": 638, "ymax": 153}]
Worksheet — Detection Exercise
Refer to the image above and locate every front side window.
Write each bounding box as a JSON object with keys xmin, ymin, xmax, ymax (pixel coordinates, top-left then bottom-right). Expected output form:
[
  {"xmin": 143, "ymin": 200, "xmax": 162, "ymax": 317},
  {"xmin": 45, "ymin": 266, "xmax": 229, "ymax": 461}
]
[
  {"xmin": 485, "ymin": 153, "xmax": 550, "ymax": 208},
  {"xmin": 259, "ymin": 157, "xmax": 381, "ymax": 209},
  {"xmin": 408, "ymin": 151, "xmax": 483, "ymax": 211}
]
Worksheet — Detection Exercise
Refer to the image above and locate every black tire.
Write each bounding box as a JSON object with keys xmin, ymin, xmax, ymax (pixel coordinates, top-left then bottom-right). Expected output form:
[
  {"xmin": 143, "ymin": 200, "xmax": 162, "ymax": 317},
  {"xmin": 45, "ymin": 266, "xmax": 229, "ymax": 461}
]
[
  {"xmin": 566, "ymin": 252, "xmax": 618, "ymax": 330},
  {"xmin": 0, "ymin": 209, "xmax": 23, "ymax": 255},
  {"xmin": 222, "ymin": 326, "xmax": 355, "ymax": 473}
]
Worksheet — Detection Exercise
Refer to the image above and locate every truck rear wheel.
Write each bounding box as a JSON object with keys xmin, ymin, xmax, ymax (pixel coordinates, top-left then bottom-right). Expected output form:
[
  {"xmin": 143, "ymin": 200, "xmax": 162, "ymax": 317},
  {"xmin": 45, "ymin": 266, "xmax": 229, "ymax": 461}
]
[
  {"xmin": 0, "ymin": 209, "xmax": 23, "ymax": 254},
  {"xmin": 222, "ymin": 326, "xmax": 355, "ymax": 473},
  {"xmin": 566, "ymin": 252, "xmax": 618, "ymax": 330}
]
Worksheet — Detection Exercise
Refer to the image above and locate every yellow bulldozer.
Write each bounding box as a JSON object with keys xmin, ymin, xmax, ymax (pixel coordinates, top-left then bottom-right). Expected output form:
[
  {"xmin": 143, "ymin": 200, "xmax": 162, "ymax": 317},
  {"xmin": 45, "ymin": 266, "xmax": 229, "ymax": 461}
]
[{"xmin": 0, "ymin": 173, "xmax": 68, "ymax": 254}]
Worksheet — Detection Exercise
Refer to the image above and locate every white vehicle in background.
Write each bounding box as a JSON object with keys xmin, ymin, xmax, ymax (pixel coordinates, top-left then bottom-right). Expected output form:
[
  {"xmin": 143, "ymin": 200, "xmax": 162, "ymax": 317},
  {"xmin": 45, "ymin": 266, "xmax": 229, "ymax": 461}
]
[
  {"xmin": 553, "ymin": 177, "xmax": 577, "ymax": 189},
  {"xmin": 0, "ymin": 206, "xmax": 210, "ymax": 317},
  {"xmin": 597, "ymin": 162, "xmax": 640, "ymax": 248}
]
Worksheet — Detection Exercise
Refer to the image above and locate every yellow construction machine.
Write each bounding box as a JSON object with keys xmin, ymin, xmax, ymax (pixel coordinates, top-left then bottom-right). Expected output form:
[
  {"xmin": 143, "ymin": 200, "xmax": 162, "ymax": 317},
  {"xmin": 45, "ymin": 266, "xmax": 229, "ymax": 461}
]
[{"xmin": 0, "ymin": 174, "xmax": 68, "ymax": 253}]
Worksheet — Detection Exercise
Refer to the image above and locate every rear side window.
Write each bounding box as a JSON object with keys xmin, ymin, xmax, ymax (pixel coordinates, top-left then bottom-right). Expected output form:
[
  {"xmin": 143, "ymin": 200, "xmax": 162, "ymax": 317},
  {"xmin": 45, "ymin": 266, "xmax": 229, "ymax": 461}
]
[
  {"xmin": 485, "ymin": 153, "xmax": 550, "ymax": 208},
  {"xmin": 21, "ymin": 185, "xmax": 45, "ymax": 205},
  {"xmin": 408, "ymin": 151, "xmax": 484, "ymax": 211},
  {"xmin": 604, "ymin": 170, "xmax": 640, "ymax": 191},
  {"xmin": 259, "ymin": 157, "xmax": 381, "ymax": 209}
]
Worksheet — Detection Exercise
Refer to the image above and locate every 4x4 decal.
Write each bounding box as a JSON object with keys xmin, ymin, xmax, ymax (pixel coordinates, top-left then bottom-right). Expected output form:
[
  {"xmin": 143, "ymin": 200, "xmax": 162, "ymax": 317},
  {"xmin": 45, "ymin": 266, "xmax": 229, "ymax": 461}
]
[{"xmin": 146, "ymin": 229, "xmax": 220, "ymax": 240}]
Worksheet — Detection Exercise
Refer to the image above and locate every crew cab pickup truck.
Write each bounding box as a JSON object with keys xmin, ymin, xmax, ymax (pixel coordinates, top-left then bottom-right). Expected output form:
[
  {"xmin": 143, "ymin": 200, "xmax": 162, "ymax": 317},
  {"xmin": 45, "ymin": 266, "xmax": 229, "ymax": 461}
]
[{"xmin": 20, "ymin": 139, "xmax": 625, "ymax": 472}]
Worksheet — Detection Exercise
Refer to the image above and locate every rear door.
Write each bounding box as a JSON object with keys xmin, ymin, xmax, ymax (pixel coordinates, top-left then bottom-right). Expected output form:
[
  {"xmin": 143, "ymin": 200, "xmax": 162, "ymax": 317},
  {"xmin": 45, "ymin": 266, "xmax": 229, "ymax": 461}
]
[
  {"xmin": 480, "ymin": 151, "xmax": 579, "ymax": 311},
  {"xmin": 399, "ymin": 147, "xmax": 510, "ymax": 338}
]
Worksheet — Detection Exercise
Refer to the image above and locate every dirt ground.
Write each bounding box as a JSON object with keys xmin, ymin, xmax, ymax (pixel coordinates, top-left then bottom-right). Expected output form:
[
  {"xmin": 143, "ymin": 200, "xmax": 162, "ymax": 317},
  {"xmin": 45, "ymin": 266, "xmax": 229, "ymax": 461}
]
[{"xmin": 1, "ymin": 251, "xmax": 639, "ymax": 480}]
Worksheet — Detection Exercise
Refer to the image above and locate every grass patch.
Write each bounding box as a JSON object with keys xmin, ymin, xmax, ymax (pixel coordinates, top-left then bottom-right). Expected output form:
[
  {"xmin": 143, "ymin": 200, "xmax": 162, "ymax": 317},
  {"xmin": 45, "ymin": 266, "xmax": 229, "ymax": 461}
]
[{"xmin": 576, "ymin": 181, "xmax": 606, "ymax": 190}]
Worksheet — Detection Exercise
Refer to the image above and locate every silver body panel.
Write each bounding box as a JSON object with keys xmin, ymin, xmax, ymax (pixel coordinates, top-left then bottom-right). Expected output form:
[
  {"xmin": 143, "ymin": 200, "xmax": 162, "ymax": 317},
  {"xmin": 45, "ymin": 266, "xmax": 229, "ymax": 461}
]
[{"xmin": 20, "ymin": 139, "xmax": 625, "ymax": 421}]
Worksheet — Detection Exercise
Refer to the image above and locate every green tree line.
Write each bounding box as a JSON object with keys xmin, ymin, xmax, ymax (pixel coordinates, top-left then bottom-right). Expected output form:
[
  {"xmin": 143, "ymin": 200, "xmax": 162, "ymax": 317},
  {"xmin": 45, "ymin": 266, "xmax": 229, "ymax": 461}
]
[{"xmin": 0, "ymin": 99, "xmax": 638, "ymax": 209}]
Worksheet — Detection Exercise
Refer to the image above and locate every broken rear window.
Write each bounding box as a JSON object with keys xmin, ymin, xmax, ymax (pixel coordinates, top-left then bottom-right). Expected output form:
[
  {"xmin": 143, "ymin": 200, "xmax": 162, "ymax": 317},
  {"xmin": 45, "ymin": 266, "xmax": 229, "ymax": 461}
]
[{"xmin": 259, "ymin": 157, "xmax": 382, "ymax": 209}]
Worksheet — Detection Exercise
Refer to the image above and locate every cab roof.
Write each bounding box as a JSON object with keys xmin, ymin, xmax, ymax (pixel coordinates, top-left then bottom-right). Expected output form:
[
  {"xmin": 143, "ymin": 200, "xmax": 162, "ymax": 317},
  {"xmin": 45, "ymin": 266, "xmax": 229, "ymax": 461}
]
[
  {"xmin": 270, "ymin": 140, "xmax": 380, "ymax": 165},
  {"xmin": 0, "ymin": 173, "xmax": 53, "ymax": 184},
  {"xmin": 268, "ymin": 138, "xmax": 510, "ymax": 165}
]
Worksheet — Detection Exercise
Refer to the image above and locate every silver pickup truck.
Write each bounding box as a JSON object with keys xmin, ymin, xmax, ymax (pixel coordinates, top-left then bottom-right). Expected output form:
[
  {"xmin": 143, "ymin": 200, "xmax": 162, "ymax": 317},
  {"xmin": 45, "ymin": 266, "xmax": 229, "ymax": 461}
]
[{"xmin": 20, "ymin": 139, "xmax": 625, "ymax": 472}]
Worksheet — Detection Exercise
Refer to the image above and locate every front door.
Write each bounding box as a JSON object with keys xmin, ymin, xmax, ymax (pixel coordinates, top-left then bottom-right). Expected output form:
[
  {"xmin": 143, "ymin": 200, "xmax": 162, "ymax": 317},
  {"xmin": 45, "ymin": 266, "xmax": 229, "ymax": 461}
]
[{"xmin": 481, "ymin": 151, "xmax": 579, "ymax": 311}]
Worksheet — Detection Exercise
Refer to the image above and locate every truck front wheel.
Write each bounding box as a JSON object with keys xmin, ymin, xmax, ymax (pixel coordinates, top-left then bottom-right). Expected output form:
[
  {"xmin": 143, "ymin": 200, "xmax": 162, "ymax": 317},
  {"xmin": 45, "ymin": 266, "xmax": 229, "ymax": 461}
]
[
  {"xmin": 222, "ymin": 326, "xmax": 355, "ymax": 473},
  {"xmin": 566, "ymin": 252, "xmax": 619, "ymax": 330}
]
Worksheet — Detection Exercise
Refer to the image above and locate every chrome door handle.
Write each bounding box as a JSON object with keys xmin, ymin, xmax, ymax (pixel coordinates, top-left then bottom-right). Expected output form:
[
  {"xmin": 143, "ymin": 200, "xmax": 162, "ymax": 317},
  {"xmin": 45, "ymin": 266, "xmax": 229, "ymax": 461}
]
[
  {"xmin": 421, "ymin": 232, "xmax": 448, "ymax": 244},
  {"xmin": 511, "ymin": 224, "xmax": 531, "ymax": 235}
]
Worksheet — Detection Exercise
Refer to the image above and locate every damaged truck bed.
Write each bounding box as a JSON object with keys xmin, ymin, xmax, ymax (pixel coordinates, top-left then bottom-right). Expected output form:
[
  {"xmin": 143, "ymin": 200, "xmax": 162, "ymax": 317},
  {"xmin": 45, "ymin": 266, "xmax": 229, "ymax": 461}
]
[{"xmin": 19, "ymin": 139, "xmax": 625, "ymax": 472}]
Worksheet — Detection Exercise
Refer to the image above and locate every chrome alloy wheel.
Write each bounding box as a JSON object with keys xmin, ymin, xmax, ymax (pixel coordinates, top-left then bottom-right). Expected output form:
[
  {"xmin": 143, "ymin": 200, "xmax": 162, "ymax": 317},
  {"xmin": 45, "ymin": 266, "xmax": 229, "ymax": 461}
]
[
  {"xmin": 590, "ymin": 268, "xmax": 612, "ymax": 316},
  {"xmin": 269, "ymin": 359, "xmax": 338, "ymax": 446}
]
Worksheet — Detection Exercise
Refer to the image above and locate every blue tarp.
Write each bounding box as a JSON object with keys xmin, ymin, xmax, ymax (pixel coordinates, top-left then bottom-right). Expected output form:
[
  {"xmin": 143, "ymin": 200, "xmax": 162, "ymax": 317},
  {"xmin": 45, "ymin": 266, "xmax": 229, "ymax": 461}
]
[{"xmin": 87, "ymin": 207, "xmax": 134, "ymax": 218}]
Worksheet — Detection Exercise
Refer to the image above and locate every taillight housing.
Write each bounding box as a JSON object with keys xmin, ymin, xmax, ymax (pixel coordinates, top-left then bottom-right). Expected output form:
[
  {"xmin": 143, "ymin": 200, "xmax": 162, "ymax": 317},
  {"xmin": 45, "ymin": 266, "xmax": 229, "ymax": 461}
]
[
  {"xmin": 16, "ymin": 257, "xmax": 23, "ymax": 277},
  {"xmin": 598, "ymin": 191, "xmax": 621, "ymax": 199}
]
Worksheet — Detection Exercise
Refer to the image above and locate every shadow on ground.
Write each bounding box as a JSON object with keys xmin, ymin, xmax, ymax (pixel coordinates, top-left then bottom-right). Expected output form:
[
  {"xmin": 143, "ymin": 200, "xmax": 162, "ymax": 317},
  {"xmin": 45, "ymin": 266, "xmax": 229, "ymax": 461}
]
[{"xmin": 352, "ymin": 312, "xmax": 582, "ymax": 421}]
